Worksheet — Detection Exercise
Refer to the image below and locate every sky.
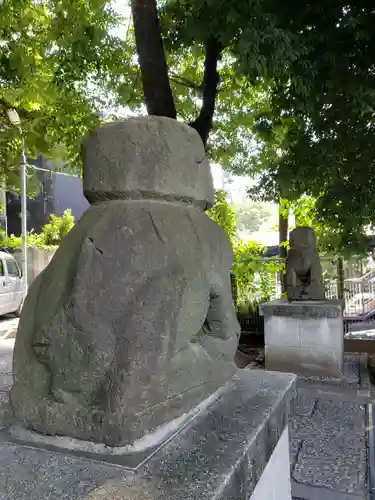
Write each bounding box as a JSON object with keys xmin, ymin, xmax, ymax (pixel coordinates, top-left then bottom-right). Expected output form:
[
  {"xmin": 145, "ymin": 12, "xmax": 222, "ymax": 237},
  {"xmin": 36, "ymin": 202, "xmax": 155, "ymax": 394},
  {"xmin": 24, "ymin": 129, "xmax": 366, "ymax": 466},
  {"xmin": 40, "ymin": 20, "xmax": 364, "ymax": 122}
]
[{"xmin": 111, "ymin": 0, "xmax": 130, "ymax": 36}]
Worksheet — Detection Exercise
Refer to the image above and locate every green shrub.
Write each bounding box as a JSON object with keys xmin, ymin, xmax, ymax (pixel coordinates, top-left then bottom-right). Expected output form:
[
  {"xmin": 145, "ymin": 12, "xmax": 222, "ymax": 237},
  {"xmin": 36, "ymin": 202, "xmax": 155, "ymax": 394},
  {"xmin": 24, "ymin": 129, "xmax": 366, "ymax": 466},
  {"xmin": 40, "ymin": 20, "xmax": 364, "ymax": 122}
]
[
  {"xmin": 207, "ymin": 190, "xmax": 237, "ymax": 242},
  {"xmin": 207, "ymin": 190, "xmax": 283, "ymax": 307},
  {"xmin": 0, "ymin": 209, "xmax": 75, "ymax": 250},
  {"xmin": 40, "ymin": 209, "xmax": 75, "ymax": 246}
]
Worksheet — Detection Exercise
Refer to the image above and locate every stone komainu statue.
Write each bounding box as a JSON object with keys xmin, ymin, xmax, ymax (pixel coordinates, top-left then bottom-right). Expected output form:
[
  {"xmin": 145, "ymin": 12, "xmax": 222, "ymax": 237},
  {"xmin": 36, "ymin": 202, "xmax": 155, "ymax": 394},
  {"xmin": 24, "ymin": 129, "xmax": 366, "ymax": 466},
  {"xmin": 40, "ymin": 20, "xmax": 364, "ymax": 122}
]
[
  {"xmin": 10, "ymin": 117, "xmax": 240, "ymax": 447},
  {"xmin": 286, "ymin": 227, "xmax": 325, "ymax": 301}
]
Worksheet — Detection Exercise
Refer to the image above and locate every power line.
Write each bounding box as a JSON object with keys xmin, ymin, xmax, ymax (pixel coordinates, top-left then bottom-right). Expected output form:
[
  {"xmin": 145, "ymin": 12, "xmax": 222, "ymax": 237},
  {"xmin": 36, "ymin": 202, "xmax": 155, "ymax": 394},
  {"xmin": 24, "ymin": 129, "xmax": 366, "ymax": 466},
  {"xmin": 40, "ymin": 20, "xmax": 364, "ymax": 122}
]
[{"xmin": 28, "ymin": 164, "xmax": 80, "ymax": 179}]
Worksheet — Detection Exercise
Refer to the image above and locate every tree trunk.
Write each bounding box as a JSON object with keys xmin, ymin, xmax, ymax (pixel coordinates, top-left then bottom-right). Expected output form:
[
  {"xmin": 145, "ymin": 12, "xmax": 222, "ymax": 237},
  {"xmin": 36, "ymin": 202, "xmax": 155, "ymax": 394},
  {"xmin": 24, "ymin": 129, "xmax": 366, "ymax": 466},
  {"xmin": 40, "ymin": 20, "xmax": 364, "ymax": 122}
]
[
  {"xmin": 279, "ymin": 206, "xmax": 288, "ymax": 294},
  {"xmin": 131, "ymin": 0, "xmax": 176, "ymax": 118},
  {"xmin": 230, "ymin": 272, "xmax": 238, "ymax": 308},
  {"xmin": 189, "ymin": 37, "xmax": 222, "ymax": 146},
  {"xmin": 0, "ymin": 181, "xmax": 7, "ymax": 237},
  {"xmin": 337, "ymin": 257, "xmax": 345, "ymax": 300},
  {"xmin": 131, "ymin": 1, "xmax": 221, "ymax": 146}
]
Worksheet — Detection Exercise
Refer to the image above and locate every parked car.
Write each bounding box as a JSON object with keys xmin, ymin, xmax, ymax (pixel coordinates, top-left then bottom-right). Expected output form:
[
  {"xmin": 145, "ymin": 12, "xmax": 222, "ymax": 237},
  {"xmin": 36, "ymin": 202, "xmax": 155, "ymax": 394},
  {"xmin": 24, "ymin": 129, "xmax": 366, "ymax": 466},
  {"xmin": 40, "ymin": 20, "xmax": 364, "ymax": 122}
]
[
  {"xmin": 345, "ymin": 292, "xmax": 375, "ymax": 316},
  {"xmin": 0, "ymin": 251, "xmax": 24, "ymax": 317}
]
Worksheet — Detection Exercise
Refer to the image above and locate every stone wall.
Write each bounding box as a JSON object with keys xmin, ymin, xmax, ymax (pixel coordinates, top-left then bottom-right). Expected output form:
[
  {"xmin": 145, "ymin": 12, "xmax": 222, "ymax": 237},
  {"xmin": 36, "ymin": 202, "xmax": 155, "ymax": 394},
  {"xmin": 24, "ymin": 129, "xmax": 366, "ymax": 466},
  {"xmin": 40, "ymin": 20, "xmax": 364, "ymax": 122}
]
[{"xmin": 13, "ymin": 247, "xmax": 55, "ymax": 285}]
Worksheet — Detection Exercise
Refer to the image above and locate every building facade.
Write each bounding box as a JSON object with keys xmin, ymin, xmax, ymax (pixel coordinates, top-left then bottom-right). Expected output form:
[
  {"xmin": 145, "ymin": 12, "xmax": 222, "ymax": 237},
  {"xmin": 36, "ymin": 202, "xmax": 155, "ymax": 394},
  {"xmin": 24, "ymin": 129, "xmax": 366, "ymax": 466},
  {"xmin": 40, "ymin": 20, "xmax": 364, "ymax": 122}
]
[{"xmin": 6, "ymin": 156, "xmax": 89, "ymax": 236}]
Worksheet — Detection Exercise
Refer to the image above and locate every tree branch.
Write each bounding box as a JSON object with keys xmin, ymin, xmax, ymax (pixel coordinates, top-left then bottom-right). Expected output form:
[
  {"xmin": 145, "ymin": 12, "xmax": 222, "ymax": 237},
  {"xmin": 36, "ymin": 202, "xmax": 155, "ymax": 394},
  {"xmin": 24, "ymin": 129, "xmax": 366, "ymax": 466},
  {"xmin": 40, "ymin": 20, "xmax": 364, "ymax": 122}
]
[
  {"xmin": 189, "ymin": 37, "xmax": 222, "ymax": 147},
  {"xmin": 169, "ymin": 72, "xmax": 202, "ymax": 91},
  {"xmin": 131, "ymin": 0, "xmax": 176, "ymax": 118}
]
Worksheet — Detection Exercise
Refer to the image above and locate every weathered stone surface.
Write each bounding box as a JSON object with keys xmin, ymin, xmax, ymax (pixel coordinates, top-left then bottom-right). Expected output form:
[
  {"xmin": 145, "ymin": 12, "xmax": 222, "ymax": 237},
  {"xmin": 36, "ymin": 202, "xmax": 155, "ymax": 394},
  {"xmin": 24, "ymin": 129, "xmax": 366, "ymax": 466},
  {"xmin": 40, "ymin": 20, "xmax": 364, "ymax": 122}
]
[
  {"xmin": 11, "ymin": 117, "xmax": 240, "ymax": 447},
  {"xmin": 260, "ymin": 299, "xmax": 343, "ymax": 318},
  {"xmin": 83, "ymin": 117, "xmax": 215, "ymax": 209},
  {"xmin": 286, "ymin": 227, "xmax": 325, "ymax": 301},
  {"xmin": 290, "ymin": 392, "xmax": 369, "ymax": 498},
  {"xmin": 293, "ymin": 437, "xmax": 367, "ymax": 494}
]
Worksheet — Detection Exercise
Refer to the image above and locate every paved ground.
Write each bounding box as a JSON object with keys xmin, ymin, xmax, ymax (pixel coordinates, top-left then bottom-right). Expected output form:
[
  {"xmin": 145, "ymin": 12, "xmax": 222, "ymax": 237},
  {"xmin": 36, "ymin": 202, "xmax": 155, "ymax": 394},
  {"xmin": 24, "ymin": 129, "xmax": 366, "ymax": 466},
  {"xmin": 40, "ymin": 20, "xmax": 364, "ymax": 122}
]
[
  {"xmin": 290, "ymin": 355, "xmax": 372, "ymax": 500},
  {"xmin": 0, "ymin": 326, "xmax": 372, "ymax": 499},
  {"xmin": 0, "ymin": 338, "xmax": 14, "ymax": 390},
  {"xmin": 291, "ymin": 394, "xmax": 368, "ymax": 500},
  {"xmin": 0, "ymin": 317, "xmax": 18, "ymax": 341},
  {"xmin": 237, "ymin": 347, "xmax": 372, "ymax": 499}
]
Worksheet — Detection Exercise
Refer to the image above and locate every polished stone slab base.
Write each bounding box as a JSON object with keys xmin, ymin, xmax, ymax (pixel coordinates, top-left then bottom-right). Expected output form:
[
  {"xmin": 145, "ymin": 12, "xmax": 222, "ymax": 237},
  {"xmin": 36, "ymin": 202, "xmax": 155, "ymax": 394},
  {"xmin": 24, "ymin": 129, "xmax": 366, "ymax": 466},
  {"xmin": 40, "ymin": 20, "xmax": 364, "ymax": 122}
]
[
  {"xmin": 5, "ymin": 390, "xmax": 221, "ymax": 470},
  {"xmin": 0, "ymin": 369, "xmax": 296, "ymax": 500},
  {"xmin": 261, "ymin": 299, "xmax": 344, "ymax": 377}
]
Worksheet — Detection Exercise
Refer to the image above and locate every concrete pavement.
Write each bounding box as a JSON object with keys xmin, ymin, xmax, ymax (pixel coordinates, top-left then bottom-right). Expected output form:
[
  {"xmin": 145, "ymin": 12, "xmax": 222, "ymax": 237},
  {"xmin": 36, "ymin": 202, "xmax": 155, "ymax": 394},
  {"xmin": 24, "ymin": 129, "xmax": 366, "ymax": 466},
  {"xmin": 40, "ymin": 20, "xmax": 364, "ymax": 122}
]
[{"xmin": 0, "ymin": 317, "xmax": 18, "ymax": 341}]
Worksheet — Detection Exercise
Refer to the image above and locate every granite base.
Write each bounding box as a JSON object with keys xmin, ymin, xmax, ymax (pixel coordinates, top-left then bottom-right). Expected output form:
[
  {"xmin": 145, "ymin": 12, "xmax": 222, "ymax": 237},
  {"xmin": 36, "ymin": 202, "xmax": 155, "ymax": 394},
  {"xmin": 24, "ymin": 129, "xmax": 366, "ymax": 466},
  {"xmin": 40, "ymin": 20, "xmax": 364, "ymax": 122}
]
[{"xmin": 0, "ymin": 370, "xmax": 296, "ymax": 500}]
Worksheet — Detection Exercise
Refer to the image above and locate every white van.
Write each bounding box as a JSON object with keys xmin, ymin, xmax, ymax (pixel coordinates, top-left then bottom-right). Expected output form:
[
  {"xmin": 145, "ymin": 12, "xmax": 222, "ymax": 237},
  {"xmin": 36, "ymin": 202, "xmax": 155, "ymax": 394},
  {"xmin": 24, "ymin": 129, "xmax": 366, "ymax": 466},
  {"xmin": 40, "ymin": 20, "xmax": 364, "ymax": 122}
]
[{"xmin": 0, "ymin": 251, "xmax": 24, "ymax": 317}]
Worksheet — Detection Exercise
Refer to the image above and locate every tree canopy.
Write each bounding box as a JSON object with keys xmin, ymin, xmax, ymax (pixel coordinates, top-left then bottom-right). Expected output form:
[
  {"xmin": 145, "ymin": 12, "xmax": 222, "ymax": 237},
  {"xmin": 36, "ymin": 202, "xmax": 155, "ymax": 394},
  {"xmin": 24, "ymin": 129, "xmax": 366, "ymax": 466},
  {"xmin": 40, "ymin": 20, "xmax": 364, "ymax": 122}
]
[
  {"xmin": 207, "ymin": 190, "xmax": 237, "ymax": 242},
  {"xmin": 130, "ymin": 0, "xmax": 375, "ymax": 250},
  {"xmin": 3, "ymin": 0, "xmax": 375, "ymax": 251},
  {"xmin": 243, "ymin": 2, "xmax": 375, "ymax": 250},
  {"xmin": 207, "ymin": 190, "xmax": 282, "ymax": 304},
  {"xmin": 0, "ymin": 0, "xmax": 134, "ymax": 187}
]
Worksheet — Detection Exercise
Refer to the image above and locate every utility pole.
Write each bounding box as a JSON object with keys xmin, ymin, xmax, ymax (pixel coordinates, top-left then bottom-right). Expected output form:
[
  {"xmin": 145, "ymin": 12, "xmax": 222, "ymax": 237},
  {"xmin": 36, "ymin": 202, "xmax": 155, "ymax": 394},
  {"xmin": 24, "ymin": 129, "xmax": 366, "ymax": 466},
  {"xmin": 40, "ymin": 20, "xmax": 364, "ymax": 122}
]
[
  {"xmin": 7, "ymin": 109, "xmax": 28, "ymax": 294},
  {"xmin": 0, "ymin": 182, "xmax": 7, "ymax": 236}
]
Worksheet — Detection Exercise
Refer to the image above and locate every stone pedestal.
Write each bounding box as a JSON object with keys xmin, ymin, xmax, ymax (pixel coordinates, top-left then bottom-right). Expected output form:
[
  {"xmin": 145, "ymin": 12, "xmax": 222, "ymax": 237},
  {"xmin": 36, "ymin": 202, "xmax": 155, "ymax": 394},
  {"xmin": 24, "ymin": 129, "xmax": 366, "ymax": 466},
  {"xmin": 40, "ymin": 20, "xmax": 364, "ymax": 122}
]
[
  {"xmin": 260, "ymin": 299, "xmax": 344, "ymax": 378},
  {"xmin": 0, "ymin": 370, "xmax": 296, "ymax": 500}
]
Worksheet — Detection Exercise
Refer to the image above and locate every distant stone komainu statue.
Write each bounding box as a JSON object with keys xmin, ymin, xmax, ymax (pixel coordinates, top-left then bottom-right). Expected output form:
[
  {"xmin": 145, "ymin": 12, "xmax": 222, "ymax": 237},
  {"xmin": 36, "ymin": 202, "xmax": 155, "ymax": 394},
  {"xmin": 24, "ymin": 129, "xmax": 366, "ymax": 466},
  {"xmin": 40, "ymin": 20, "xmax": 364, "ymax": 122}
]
[
  {"xmin": 286, "ymin": 227, "xmax": 325, "ymax": 301},
  {"xmin": 10, "ymin": 117, "xmax": 240, "ymax": 447}
]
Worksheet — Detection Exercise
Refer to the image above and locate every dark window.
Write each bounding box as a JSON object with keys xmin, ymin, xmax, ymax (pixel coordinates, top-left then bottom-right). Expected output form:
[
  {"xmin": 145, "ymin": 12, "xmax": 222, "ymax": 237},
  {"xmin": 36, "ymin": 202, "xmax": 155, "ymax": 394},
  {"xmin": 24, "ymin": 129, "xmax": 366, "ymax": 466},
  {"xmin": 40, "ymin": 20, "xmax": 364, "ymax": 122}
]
[
  {"xmin": 6, "ymin": 260, "xmax": 20, "ymax": 277},
  {"xmin": 0, "ymin": 261, "xmax": 4, "ymax": 277}
]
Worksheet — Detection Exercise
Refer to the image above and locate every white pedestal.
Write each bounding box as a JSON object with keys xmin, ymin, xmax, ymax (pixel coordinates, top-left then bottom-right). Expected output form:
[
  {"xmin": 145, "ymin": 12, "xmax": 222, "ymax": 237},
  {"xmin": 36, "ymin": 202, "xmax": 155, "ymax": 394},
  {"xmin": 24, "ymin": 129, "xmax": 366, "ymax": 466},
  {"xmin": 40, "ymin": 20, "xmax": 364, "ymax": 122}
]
[
  {"xmin": 250, "ymin": 427, "xmax": 292, "ymax": 500},
  {"xmin": 260, "ymin": 299, "xmax": 344, "ymax": 378}
]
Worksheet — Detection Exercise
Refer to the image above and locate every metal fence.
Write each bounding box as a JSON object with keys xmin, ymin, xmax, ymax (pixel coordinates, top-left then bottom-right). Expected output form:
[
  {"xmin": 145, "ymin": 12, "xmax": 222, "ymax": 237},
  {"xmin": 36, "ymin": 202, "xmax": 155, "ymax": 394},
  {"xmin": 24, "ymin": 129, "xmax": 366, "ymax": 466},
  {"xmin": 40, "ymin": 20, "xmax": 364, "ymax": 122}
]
[
  {"xmin": 326, "ymin": 271, "xmax": 375, "ymax": 318},
  {"xmin": 237, "ymin": 308, "xmax": 264, "ymax": 338}
]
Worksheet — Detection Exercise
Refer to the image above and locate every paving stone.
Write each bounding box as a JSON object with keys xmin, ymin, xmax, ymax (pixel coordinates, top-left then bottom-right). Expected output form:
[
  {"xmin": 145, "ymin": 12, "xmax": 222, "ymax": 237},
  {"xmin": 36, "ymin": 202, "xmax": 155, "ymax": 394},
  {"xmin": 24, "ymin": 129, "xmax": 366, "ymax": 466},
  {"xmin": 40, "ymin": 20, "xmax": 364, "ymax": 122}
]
[
  {"xmin": 290, "ymin": 386, "xmax": 368, "ymax": 498},
  {"xmin": 314, "ymin": 400, "xmax": 366, "ymax": 421},
  {"xmin": 292, "ymin": 438, "xmax": 367, "ymax": 494},
  {"xmin": 290, "ymin": 412, "xmax": 366, "ymax": 450},
  {"xmin": 0, "ymin": 318, "xmax": 18, "ymax": 336},
  {"xmin": 311, "ymin": 403, "xmax": 367, "ymax": 448},
  {"xmin": 291, "ymin": 395, "xmax": 316, "ymax": 417},
  {"xmin": 0, "ymin": 343, "xmax": 14, "ymax": 376},
  {"xmin": 300, "ymin": 438, "xmax": 366, "ymax": 458},
  {"xmin": 293, "ymin": 457, "xmax": 366, "ymax": 495},
  {"xmin": 0, "ymin": 391, "xmax": 12, "ymax": 430},
  {"xmin": 0, "ymin": 442, "xmax": 126, "ymax": 500},
  {"xmin": 0, "ymin": 358, "xmax": 13, "ymax": 375},
  {"xmin": 298, "ymin": 354, "xmax": 363, "ymax": 388},
  {"xmin": 290, "ymin": 414, "xmax": 335, "ymax": 440},
  {"xmin": 0, "ymin": 375, "xmax": 13, "ymax": 391},
  {"xmin": 290, "ymin": 438, "xmax": 302, "ymax": 472}
]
